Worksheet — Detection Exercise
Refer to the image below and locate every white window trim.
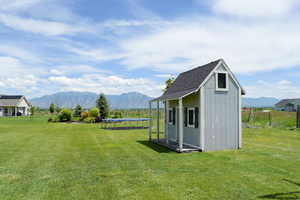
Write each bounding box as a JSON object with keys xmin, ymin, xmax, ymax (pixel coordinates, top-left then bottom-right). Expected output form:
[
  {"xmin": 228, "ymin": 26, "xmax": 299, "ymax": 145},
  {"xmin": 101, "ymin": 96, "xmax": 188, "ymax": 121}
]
[
  {"xmin": 168, "ymin": 108, "xmax": 173, "ymax": 125},
  {"xmin": 215, "ymin": 71, "xmax": 229, "ymax": 92},
  {"xmin": 187, "ymin": 107, "xmax": 195, "ymax": 128}
]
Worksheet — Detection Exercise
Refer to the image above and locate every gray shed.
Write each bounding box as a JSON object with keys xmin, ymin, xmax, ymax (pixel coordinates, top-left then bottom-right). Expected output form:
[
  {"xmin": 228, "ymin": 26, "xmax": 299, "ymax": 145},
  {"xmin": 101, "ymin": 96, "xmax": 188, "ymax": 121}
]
[{"xmin": 149, "ymin": 59, "xmax": 245, "ymax": 152}]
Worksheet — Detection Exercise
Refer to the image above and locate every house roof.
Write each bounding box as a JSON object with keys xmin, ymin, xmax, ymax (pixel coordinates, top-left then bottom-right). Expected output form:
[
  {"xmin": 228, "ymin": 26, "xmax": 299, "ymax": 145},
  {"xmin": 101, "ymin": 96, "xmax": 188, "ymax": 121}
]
[
  {"xmin": 0, "ymin": 95, "xmax": 30, "ymax": 107},
  {"xmin": 275, "ymin": 99, "xmax": 300, "ymax": 107},
  {"xmin": 152, "ymin": 59, "xmax": 245, "ymax": 101}
]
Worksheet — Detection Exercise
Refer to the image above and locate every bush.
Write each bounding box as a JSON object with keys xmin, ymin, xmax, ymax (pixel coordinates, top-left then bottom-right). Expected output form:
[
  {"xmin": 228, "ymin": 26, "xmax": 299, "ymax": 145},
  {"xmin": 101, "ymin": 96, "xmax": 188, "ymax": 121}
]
[
  {"xmin": 95, "ymin": 116, "xmax": 102, "ymax": 123},
  {"xmin": 83, "ymin": 117, "xmax": 95, "ymax": 123},
  {"xmin": 112, "ymin": 111, "xmax": 122, "ymax": 119},
  {"xmin": 89, "ymin": 107, "xmax": 99, "ymax": 118},
  {"xmin": 80, "ymin": 111, "xmax": 88, "ymax": 121},
  {"xmin": 57, "ymin": 109, "xmax": 72, "ymax": 122}
]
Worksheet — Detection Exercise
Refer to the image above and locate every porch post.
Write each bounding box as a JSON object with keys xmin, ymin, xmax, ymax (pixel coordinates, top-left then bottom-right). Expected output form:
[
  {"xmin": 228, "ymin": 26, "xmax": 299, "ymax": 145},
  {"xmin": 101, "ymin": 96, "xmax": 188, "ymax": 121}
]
[
  {"xmin": 157, "ymin": 101, "xmax": 160, "ymax": 141},
  {"xmin": 165, "ymin": 100, "xmax": 169, "ymax": 144},
  {"xmin": 148, "ymin": 102, "xmax": 152, "ymax": 141},
  {"xmin": 15, "ymin": 107, "xmax": 17, "ymax": 116},
  {"xmin": 179, "ymin": 97, "xmax": 183, "ymax": 152}
]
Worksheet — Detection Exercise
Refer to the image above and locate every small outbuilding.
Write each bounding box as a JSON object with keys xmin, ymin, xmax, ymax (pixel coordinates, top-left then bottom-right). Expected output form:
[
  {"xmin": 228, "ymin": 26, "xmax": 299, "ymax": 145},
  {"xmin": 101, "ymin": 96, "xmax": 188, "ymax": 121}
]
[
  {"xmin": 0, "ymin": 95, "xmax": 31, "ymax": 117},
  {"xmin": 275, "ymin": 99, "xmax": 300, "ymax": 112},
  {"xmin": 149, "ymin": 59, "xmax": 245, "ymax": 152}
]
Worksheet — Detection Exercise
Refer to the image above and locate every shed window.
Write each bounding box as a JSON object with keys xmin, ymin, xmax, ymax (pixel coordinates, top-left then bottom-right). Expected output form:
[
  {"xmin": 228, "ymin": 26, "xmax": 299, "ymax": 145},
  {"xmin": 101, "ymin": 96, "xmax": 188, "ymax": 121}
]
[
  {"xmin": 187, "ymin": 108, "xmax": 195, "ymax": 128},
  {"xmin": 168, "ymin": 109, "xmax": 173, "ymax": 124},
  {"xmin": 216, "ymin": 72, "xmax": 228, "ymax": 91}
]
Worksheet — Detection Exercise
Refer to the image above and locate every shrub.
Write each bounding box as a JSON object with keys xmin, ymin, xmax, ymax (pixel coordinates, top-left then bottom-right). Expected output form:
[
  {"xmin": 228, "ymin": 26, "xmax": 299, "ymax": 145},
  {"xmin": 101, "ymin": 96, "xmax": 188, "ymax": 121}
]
[
  {"xmin": 89, "ymin": 107, "xmax": 99, "ymax": 118},
  {"xmin": 95, "ymin": 116, "xmax": 102, "ymax": 123},
  {"xmin": 112, "ymin": 111, "xmax": 122, "ymax": 119},
  {"xmin": 57, "ymin": 108, "xmax": 72, "ymax": 122},
  {"xmin": 48, "ymin": 118, "xmax": 53, "ymax": 122},
  {"xmin": 83, "ymin": 117, "xmax": 95, "ymax": 123},
  {"xmin": 80, "ymin": 111, "xmax": 89, "ymax": 121}
]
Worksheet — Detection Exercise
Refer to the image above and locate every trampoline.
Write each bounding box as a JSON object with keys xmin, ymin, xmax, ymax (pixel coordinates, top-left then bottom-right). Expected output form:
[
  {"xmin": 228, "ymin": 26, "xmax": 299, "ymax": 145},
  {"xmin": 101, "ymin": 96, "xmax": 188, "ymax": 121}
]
[{"xmin": 101, "ymin": 118, "xmax": 150, "ymax": 130}]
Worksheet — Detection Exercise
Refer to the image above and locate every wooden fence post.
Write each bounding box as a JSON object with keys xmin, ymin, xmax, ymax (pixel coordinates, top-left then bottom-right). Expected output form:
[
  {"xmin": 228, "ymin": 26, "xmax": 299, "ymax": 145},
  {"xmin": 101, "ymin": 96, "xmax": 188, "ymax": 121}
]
[{"xmin": 297, "ymin": 106, "xmax": 300, "ymax": 128}]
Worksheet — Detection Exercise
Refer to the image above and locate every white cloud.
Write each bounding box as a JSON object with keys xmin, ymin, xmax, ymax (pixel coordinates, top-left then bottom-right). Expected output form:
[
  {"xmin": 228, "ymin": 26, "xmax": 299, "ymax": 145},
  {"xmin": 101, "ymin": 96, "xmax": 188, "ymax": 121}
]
[
  {"xmin": 0, "ymin": 44, "xmax": 41, "ymax": 62},
  {"xmin": 155, "ymin": 74, "xmax": 174, "ymax": 79},
  {"xmin": 105, "ymin": 15, "xmax": 300, "ymax": 74},
  {"xmin": 213, "ymin": 0, "xmax": 299, "ymax": 17},
  {"xmin": 48, "ymin": 74, "xmax": 163, "ymax": 97},
  {"xmin": 0, "ymin": 14, "xmax": 93, "ymax": 36},
  {"xmin": 67, "ymin": 47, "xmax": 125, "ymax": 62},
  {"xmin": 49, "ymin": 65, "xmax": 110, "ymax": 75},
  {"xmin": 0, "ymin": 0, "xmax": 42, "ymax": 11},
  {"xmin": 245, "ymin": 80, "xmax": 300, "ymax": 99}
]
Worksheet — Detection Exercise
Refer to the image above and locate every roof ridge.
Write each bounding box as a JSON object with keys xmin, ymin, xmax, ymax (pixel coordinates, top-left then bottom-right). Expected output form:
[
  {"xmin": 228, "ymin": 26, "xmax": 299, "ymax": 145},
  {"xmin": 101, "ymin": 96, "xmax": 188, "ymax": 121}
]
[{"xmin": 179, "ymin": 59, "xmax": 222, "ymax": 75}]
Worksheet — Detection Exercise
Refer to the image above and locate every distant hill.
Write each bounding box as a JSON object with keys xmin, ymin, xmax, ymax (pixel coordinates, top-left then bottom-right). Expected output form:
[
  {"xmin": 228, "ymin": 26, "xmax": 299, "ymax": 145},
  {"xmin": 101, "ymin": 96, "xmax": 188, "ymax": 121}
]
[
  {"xmin": 30, "ymin": 92, "xmax": 280, "ymax": 109},
  {"xmin": 242, "ymin": 97, "xmax": 279, "ymax": 108},
  {"xmin": 30, "ymin": 92, "xmax": 152, "ymax": 109}
]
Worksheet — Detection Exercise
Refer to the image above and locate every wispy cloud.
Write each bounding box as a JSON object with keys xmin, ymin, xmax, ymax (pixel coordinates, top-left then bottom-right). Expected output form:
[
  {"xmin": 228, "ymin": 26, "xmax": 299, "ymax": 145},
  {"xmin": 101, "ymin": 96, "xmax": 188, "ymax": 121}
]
[
  {"xmin": 245, "ymin": 80, "xmax": 300, "ymax": 99},
  {"xmin": 0, "ymin": 14, "xmax": 94, "ymax": 36},
  {"xmin": 48, "ymin": 74, "xmax": 163, "ymax": 97},
  {"xmin": 213, "ymin": 0, "xmax": 299, "ymax": 17}
]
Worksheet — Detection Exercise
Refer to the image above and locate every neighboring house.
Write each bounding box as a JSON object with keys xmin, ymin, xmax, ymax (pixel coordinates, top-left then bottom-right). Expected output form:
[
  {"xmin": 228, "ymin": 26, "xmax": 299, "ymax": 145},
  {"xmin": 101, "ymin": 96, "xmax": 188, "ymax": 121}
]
[
  {"xmin": 149, "ymin": 59, "xmax": 245, "ymax": 152},
  {"xmin": 275, "ymin": 99, "xmax": 300, "ymax": 112},
  {"xmin": 0, "ymin": 95, "xmax": 31, "ymax": 117}
]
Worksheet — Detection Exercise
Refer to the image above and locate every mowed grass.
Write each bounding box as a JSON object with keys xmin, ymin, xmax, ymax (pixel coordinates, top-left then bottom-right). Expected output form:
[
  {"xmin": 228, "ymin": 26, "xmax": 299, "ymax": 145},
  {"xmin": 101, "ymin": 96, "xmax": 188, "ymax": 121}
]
[{"xmin": 0, "ymin": 116, "xmax": 300, "ymax": 200}]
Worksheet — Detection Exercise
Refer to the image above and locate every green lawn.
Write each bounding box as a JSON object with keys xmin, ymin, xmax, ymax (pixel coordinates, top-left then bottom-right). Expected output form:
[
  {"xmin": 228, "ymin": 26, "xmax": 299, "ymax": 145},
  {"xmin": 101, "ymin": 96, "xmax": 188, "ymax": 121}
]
[{"xmin": 0, "ymin": 116, "xmax": 300, "ymax": 200}]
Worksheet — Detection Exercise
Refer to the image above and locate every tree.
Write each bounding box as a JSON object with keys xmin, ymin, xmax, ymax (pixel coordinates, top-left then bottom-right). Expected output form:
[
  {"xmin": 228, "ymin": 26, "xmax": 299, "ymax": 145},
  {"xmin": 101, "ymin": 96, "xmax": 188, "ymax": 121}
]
[
  {"xmin": 55, "ymin": 106, "xmax": 61, "ymax": 113},
  {"xmin": 49, "ymin": 103, "xmax": 55, "ymax": 114},
  {"xmin": 163, "ymin": 77, "xmax": 175, "ymax": 92},
  {"xmin": 74, "ymin": 104, "xmax": 83, "ymax": 117},
  {"xmin": 96, "ymin": 93, "xmax": 109, "ymax": 119},
  {"xmin": 30, "ymin": 106, "xmax": 36, "ymax": 116}
]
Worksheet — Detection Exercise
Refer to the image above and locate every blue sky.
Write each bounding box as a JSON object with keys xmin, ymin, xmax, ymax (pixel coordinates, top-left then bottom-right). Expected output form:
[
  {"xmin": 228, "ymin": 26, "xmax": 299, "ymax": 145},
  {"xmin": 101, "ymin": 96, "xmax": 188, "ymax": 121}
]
[{"xmin": 0, "ymin": 0, "xmax": 300, "ymax": 99}]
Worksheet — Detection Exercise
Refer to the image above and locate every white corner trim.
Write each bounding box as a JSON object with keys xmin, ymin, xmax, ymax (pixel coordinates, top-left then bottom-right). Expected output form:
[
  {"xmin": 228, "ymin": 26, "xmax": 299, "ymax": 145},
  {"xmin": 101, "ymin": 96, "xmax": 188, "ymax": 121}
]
[
  {"xmin": 238, "ymin": 87, "xmax": 242, "ymax": 148},
  {"xmin": 178, "ymin": 98, "xmax": 183, "ymax": 151},
  {"xmin": 200, "ymin": 87, "xmax": 205, "ymax": 151}
]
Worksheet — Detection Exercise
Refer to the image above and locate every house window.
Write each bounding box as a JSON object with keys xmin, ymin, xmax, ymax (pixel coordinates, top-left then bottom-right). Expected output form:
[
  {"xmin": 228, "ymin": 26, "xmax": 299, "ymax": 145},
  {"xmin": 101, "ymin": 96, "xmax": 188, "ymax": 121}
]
[
  {"xmin": 187, "ymin": 108, "xmax": 195, "ymax": 128},
  {"xmin": 216, "ymin": 72, "xmax": 228, "ymax": 91},
  {"xmin": 168, "ymin": 109, "xmax": 173, "ymax": 124}
]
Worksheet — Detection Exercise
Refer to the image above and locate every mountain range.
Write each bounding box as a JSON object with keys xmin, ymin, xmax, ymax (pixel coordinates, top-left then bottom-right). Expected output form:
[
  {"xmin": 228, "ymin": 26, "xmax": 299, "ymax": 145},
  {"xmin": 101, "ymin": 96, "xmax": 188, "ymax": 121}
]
[{"xmin": 30, "ymin": 91, "xmax": 280, "ymax": 109}]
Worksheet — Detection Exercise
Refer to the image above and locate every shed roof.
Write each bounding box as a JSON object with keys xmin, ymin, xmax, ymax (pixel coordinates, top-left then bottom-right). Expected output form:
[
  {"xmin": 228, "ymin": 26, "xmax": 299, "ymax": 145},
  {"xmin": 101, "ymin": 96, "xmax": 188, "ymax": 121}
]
[
  {"xmin": 275, "ymin": 99, "xmax": 300, "ymax": 107},
  {"xmin": 152, "ymin": 59, "xmax": 245, "ymax": 101}
]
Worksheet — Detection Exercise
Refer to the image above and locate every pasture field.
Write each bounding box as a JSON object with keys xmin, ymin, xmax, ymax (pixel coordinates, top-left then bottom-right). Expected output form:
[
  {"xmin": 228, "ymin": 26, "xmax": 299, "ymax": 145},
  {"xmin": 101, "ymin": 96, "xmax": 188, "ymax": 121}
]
[{"xmin": 0, "ymin": 114, "xmax": 300, "ymax": 200}]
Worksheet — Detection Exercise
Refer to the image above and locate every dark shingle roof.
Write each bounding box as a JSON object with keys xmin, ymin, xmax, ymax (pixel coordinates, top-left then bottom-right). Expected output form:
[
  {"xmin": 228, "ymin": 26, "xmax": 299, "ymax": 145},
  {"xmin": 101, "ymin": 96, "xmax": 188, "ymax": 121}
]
[
  {"xmin": 153, "ymin": 59, "xmax": 245, "ymax": 101},
  {"xmin": 153, "ymin": 60, "xmax": 221, "ymax": 100},
  {"xmin": 275, "ymin": 99, "xmax": 300, "ymax": 107},
  {"xmin": 0, "ymin": 95, "xmax": 23, "ymax": 100}
]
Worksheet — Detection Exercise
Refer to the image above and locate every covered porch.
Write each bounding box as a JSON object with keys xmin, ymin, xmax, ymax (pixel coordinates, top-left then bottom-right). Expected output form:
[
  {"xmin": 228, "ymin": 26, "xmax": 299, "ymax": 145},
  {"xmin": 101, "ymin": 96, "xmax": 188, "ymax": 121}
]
[
  {"xmin": 0, "ymin": 107, "xmax": 27, "ymax": 117},
  {"xmin": 148, "ymin": 97, "xmax": 201, "ymax": 153}
]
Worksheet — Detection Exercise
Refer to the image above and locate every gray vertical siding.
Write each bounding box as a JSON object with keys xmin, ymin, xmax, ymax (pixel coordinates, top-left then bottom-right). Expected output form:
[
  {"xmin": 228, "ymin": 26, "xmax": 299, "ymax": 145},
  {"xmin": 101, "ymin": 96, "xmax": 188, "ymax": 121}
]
[{"xmin": 203, "ymin": 64, "xmax": 239, "ymax": 151}]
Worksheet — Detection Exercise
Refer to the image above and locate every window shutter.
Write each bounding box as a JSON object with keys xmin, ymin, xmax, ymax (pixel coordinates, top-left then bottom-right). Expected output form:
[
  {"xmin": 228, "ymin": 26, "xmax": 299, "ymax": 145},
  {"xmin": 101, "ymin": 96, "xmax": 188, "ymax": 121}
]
[
  {"xmin": 195, "ymin": 107, "xmax": 199, "ymax": 128},
  {"xmin": 184, "ymin": 107, "xmax": 187, "ymax": 127},
  {"xmin": 172, "ymin": 107, "xmax": 176, "ymax": 125}
]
